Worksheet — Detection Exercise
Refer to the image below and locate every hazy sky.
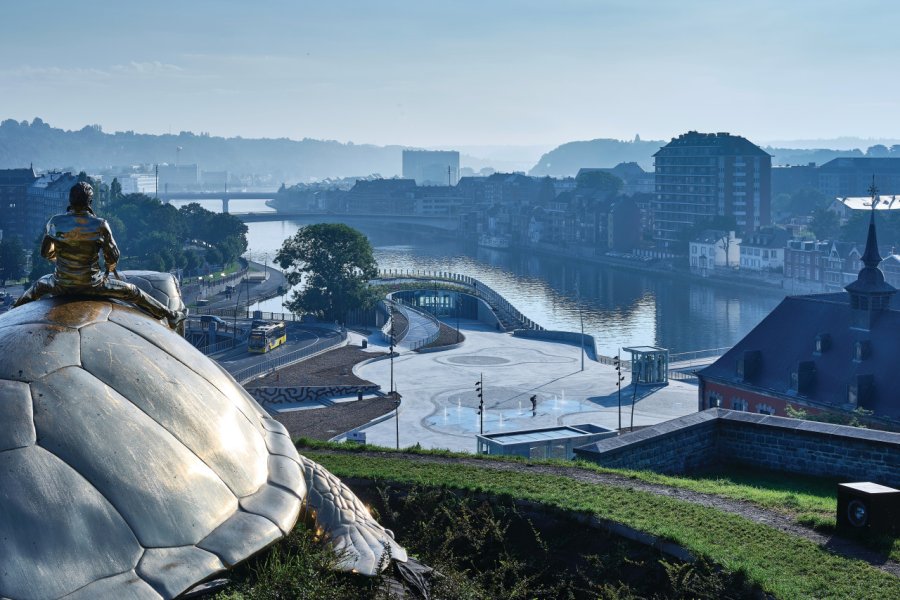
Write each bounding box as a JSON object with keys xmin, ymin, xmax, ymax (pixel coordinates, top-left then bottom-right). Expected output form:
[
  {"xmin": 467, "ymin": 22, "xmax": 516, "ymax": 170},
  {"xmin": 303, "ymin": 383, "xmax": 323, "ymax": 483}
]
[{"xmin": 3, "ymin": 0, "xmax": 900, "ymax": 148}]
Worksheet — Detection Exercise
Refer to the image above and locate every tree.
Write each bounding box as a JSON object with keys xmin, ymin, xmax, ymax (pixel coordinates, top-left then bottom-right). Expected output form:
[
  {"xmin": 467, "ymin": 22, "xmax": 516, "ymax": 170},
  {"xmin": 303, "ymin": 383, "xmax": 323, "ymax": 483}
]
[
  {"xmin": 810, "ymin": 207, "xmax": 840, "ymax": 240},
  {"xmin": 110, "ymin": 177, "xmax": 123, "ymax": 201},
  {"xmin": 574, "ymin": 170, "xmax": 623, "ymax": 195},
  {"xmin": 790, "ymin": 188, "xmax": 828, "ymax": 216},
  {"xmin": 0, "ymin": 237, "xmax": 26, "ymax": 286},
  {"xmin": 275, "ymin": 223, "xmax": 378, "ymax": 321}
]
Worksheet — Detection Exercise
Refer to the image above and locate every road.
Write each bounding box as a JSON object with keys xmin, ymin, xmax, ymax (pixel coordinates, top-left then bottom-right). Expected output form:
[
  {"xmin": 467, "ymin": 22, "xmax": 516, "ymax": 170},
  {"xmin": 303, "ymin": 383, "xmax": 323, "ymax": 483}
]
[
  {"xmin": 396, "ymin": 304, "xmax": 439, "ymax": 349},
  {"xmin": 211, "ymin": 323, "xmax": 343, "ymax": 376}
]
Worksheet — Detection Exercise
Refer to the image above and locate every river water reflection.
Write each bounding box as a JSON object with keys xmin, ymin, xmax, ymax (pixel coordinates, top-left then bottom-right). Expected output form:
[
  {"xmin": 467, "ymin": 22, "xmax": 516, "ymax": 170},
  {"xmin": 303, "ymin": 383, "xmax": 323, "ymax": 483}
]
[{"xmin": 232, "ymin": 215, "xmax": 783, "ymax": 356}]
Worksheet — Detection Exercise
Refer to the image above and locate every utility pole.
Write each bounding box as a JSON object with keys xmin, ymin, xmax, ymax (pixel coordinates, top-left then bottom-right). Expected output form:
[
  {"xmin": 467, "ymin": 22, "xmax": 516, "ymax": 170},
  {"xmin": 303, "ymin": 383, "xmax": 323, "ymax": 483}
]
[
  {"xmin": 614, "ymin": 350, "xmax": 625, "ymax": 431},
  {"xmin": 631, "ymin": 373, "xmax": 638, "ymax": 432},
  {"xmin": 455, "ymin": 291, "xmax": 460, "ymax": 343},
  {"xmin": 155, "ymin": 164, "xmax": 159, "ymax": 199},
  {"xmin": 580, "ymin": 311, "xmax": 585, "ymax": 371},
  {"xmin": 475, "ymin": 373, "xmax": 484, "ymax": 435},
  {"xmin": 448, "ymin": 165, "xmax": 452, "ymax": 187},
  {"xmin": 576, "ymin": 275, "xmax": 584, "ymax": 371}
]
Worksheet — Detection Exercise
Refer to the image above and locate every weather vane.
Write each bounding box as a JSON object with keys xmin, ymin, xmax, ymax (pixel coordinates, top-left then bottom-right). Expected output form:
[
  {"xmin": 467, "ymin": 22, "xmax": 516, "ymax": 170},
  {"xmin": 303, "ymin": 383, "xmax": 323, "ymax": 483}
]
[{"xmin": 868, "ymin": 175, "xmax": 879, "ymax": 210}]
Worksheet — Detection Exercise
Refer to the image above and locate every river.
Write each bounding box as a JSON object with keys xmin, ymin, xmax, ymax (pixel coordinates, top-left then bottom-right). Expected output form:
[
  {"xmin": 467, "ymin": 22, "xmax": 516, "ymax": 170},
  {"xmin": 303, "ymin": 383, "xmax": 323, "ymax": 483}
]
[{"xmin": 170, "ymin": 199, "xmax": 784, "ymax": 356}]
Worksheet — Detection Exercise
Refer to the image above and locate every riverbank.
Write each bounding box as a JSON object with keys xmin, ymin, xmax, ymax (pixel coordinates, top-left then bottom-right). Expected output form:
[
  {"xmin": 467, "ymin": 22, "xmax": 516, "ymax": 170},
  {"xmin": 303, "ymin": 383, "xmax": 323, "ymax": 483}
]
[{"xmin": 512, "ymin": 241, "xmax": 790, "ymax": 298}]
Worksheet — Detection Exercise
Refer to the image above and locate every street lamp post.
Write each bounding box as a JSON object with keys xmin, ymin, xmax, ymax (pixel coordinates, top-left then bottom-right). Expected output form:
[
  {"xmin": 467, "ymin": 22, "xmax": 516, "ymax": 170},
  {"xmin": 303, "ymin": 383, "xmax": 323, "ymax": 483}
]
[
  {"xmin": 614, "ymin": 350, "xmax": 625, "ymax": 431},
  {"xmin": 475, "ymin": 373, "xmax": 484, "ymax": 435}
]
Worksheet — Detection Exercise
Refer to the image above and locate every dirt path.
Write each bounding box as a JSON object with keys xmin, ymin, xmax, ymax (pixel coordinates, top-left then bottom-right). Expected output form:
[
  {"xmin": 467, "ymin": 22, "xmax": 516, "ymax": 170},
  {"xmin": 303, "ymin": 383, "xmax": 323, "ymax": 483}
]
[{"xmin": 300, "ymin": 448, "xmax": 900, "ymax": 578}]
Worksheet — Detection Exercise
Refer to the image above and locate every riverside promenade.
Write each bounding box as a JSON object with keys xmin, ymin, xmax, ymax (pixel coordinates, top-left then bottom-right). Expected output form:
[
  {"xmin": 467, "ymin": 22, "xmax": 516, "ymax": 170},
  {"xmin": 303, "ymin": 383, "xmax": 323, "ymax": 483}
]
[{"xmin": 351, "ymin": 319, "xmax": 699, "ymax": 453}]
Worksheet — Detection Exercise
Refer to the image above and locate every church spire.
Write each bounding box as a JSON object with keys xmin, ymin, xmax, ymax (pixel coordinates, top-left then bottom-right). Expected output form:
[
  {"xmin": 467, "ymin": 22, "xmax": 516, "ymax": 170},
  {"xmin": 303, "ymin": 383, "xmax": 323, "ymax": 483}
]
[
  {"xmin": 845, "ymin": 177, "xmax": 896, "ymax": 329},
  {"xmin": 861, "ymin": 178, "xmax": 883, "ymax": 269}
]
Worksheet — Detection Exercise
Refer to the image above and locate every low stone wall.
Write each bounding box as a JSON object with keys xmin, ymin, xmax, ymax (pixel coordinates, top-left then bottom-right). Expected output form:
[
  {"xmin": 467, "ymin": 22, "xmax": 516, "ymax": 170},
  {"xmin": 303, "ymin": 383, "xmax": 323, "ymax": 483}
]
[
  {"xmin": 575, "ymin": 409, "xmax": 900, "ymax": 487},
  {"xmin": 512, "ymin": 329, "xmax": 599, "ymax": 361},
  {"xmin": 248, "ymin": 385, "xmax": 380, "ymax": 406}
]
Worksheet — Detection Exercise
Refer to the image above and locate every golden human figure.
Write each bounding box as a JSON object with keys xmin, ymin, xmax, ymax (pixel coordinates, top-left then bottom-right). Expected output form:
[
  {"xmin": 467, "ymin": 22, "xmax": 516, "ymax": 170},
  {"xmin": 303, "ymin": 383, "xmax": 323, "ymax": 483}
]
[{"xmin": 14, "ymin": 182, "xmax": 186, "ymax": 329}]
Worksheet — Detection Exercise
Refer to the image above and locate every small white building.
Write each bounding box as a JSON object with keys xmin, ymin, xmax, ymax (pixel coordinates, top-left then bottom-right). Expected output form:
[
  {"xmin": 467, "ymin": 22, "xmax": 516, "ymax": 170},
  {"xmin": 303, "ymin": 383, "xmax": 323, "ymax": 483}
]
[
  {"xmin": 739, "ymin": 227, "xmax": 789, "ymax": 272},
  {"xmin": 689, "ymin": 230, "xmax": 740, "ymax": 273}
]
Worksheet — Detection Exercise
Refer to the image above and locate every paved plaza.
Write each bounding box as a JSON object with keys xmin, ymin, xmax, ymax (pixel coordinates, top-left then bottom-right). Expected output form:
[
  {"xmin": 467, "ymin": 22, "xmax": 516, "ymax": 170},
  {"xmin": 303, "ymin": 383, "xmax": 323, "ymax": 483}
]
[{"xmin": 354, "ymin": 321, "xmax": 699, "ymax": 452}]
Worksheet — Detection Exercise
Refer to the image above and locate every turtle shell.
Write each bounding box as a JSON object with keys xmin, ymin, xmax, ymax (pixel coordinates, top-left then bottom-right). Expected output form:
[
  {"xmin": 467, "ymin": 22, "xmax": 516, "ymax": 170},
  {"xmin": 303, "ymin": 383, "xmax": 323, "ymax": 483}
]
[{"xmin": 0, "ymin": 298, "xmax": 306, "ymax": 600}]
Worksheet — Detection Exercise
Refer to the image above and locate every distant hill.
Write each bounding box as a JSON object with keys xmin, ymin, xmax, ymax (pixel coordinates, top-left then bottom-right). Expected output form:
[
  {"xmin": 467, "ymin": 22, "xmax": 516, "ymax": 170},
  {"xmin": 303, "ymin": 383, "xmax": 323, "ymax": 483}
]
[
  {"xmin": 529, "ymin": 138, "xmax": 663, "ymax": 176},
  {"xmin": 528, "ymin": 137, "xmax": 886, "ymax": 177},
  {"xmin": 0, "ymin": 118, "xmax": 407, "ymax": 182}
]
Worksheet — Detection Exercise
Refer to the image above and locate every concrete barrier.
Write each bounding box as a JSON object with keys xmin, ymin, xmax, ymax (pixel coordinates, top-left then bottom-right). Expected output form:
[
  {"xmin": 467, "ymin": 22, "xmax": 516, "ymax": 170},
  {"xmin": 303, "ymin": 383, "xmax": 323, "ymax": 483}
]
[{"xmin": 512, "ymin": 329, "xmax": 599, "ymax": 361}]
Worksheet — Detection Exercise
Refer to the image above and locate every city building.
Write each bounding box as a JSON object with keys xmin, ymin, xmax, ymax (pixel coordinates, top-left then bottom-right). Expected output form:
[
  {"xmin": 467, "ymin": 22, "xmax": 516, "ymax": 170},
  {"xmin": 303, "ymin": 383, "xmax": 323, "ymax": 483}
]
[
  {"xmin": 0, "ymin": 167, "xmax": 38, "ymax": 240},
  {"xmin": 402, "ymin": 150, "xmax": 460, "ymax": 186},
  {"xmin": 784, "ymin": 239, "xmax": 828, "ymax": 286},
  {"xmin": 25, "ymin": 172, "xmax": 78, "ymax": 241},
  {"xmin": 738, "ymin": 227, "xmax": 789, "ymax": 272},
  {"xmin": 201, "ymin": 170, "xmax": 229, "ymax": 190},
  {"xmin": 771, "ymin": 163, "xmax": 818, "ymax": 197},
  {"xmin": 157, "ymin": 164, "xmax": 199, "ymax": 192},
  {"xmin": 689, "ymin": 230, "xmax": 740, "ymax": 273},
  {"xmin": 653, "ymin": 131, "xmax": 771, "ymax": 249},
  {"xmin": 346, "ymin": 178, "xmax": 417, "ymax": 214},
  {"xmin": 817, "ymin": 158, "xmax": 900, "ymax": 198},
  {"xmin": 698, "ymin": 208, "xmax": 900, "ymax": 426},
  {"xmin": 116, "ymin": 173, "xmax": 157, "ymax": 195}
]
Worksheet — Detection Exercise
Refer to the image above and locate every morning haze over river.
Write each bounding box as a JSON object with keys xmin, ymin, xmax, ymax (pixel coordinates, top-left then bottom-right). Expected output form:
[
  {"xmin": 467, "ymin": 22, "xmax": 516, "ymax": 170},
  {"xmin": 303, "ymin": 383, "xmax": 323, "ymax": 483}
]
[{"xmin": 173, "ymin": 198, "xmax": 781, "ymax": 356}]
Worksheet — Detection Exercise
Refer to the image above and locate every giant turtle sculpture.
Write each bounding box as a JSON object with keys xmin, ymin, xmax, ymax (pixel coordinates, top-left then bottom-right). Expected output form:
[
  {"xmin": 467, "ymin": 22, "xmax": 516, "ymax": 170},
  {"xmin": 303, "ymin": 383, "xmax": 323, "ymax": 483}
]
[{"xmin": 0, "ymin": 277, "xmax": 406, "ymax": 600}]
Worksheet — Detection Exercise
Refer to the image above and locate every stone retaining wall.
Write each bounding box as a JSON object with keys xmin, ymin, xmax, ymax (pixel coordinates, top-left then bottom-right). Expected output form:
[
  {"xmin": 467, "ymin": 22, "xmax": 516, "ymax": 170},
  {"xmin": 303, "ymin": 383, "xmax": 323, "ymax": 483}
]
[{"xmin": 575, "ymin": 409, "xmax": 900, "ymax": 487}]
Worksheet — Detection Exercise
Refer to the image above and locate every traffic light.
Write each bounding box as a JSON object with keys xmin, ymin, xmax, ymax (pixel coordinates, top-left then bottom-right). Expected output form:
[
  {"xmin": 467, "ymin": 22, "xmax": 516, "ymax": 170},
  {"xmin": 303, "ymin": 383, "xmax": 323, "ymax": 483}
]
[{"xmin": 530, "ymin": 394, "xmax": 537, "ymax": 417}]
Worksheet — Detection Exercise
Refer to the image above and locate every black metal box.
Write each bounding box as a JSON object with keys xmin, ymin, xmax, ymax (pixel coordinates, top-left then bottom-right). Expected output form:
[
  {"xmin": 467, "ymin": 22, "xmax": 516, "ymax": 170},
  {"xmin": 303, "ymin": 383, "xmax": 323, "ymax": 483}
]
[{"xmin": 836, "ymin": 482, "xmax": 900, "ymax": 533}]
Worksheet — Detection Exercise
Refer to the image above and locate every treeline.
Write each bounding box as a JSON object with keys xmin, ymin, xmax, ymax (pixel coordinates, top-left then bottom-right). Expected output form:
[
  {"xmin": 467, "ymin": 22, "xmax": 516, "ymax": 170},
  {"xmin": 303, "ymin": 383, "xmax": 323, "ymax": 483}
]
[
  {"xmin": 0, "ymin": 117, "xmax": 405, "ymax": 182},
  {"xmin": 103, "ymin": 194, "xmax": 248, "ymax": 273}
]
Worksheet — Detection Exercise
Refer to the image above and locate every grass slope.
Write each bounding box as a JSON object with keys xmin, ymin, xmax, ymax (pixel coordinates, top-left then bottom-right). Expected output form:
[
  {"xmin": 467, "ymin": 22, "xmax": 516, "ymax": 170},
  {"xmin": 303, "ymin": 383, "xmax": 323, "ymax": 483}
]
[{"xmin": 304, "ymin": 450, "xmax": 900, "ymax": 600}]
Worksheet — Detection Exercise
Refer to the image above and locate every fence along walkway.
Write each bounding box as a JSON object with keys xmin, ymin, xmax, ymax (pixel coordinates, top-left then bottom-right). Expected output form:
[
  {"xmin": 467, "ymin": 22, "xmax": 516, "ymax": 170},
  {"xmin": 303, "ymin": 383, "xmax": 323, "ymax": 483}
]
[
  {"xmin": 392, "ymin": 299, "xmax": 441, "ymax": 350},
  {"xmin": 376, "ymin": 269, "xmax": 543, "ymax": 332}
]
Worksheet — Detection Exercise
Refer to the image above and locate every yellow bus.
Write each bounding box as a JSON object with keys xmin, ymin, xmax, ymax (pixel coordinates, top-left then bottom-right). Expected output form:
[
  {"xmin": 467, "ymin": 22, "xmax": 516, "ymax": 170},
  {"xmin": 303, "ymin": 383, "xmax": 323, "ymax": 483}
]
[{"xmin": 248, "ymin": 321, "xmax": 287, "ymax": 353}]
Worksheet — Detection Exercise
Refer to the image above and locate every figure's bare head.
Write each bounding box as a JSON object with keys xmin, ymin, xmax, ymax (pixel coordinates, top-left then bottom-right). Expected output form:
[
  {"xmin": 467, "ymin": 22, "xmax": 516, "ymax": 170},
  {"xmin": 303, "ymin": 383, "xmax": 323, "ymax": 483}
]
[{"xmin": 68, "ymin": 182, "xmax": 94, "ymax": 212}]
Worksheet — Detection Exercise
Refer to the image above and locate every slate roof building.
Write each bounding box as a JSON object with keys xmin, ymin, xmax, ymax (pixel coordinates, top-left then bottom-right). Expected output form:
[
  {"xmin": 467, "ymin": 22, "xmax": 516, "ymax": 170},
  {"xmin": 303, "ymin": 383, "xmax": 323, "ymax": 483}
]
[
  {"xmin": 738, "ymin": 227, "xmax": 789, "ymax": 272},
  {"xmin": 697, "ymin": 203, "xmax": 900, "ymax": 426}
]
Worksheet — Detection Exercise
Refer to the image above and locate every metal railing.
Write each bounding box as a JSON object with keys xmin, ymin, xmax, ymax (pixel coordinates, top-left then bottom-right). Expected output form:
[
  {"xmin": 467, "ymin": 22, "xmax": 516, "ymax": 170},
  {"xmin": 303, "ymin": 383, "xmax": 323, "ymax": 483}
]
[
  {"xmin": 195, "ymin": 338, "xmax": 239, "ymax": 355},
  {"xmin": 376, "ymin": 269, "xmax": 543, "ymax": 332},
  {"xmin": 230, "ymin": 329, "xmax": 348, "ymax": 384},
  {"xmin": 668, "ymin": 347, "xmax": 730, "ymax": 368}
]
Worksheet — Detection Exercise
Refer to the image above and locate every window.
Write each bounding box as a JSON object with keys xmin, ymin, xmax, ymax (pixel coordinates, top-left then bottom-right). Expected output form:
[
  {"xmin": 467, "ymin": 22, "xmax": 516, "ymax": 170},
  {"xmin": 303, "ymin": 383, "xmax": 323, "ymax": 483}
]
[
  {"xmin": 757, "ymin": 404, "xmax": 775, "ymax": 416},
  {"xmin": 732, "ymin": 398, "xmax": 748, "ymax": 411},
  {"xmin": 708, "ymin": 392, "xmax": 723, "ymax": 408}
]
